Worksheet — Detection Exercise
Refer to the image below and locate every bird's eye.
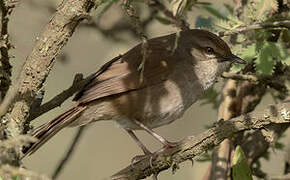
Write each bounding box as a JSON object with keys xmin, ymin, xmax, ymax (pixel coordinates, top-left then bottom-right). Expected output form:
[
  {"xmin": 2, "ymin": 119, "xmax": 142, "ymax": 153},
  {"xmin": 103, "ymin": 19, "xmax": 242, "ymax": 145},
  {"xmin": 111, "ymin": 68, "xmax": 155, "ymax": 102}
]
[{"xmin": 205, "ymin": 47, "xmax": 214, "ymax": 54}]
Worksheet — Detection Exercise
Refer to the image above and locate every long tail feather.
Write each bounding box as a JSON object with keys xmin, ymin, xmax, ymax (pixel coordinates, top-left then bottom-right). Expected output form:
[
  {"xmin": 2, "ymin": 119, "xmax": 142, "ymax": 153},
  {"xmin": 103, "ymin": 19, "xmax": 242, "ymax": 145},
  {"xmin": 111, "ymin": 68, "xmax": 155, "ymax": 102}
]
[{"xmin": 23, "ymin": 105, "xmax": 87, "ymax": 157}]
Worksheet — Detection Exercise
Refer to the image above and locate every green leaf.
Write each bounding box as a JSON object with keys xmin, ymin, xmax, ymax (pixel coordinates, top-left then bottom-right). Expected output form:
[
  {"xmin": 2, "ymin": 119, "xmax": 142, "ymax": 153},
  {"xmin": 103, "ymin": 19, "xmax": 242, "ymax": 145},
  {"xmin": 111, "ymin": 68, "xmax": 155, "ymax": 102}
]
[
  {"xmin": 241, "ymin": 44, "xmax": 257, "ymax": 61},
  {"xmin": 232, "ymin": 146, "xmax": 253, "ymax": 180},
  {"xmin": 284, "ymin": 56, "xmax": 290, "ymax": 65},
  {"xmin": 12, "ymin": 176, "xmax": 20, "ymax": 180},
  {"xmin": 251, "ymin": 0, "xmax": 278, "ymax": 21},
  {"xmin": 215, "ymin": 15, "xmax": 244, "ymax": 31},
  {"xmin": 255, "ymin": 42, "xmax": 280, "ymax": 75},
  {"xmin": 230, "ymin": 43, "xmax": 255, "ymax": 73}
]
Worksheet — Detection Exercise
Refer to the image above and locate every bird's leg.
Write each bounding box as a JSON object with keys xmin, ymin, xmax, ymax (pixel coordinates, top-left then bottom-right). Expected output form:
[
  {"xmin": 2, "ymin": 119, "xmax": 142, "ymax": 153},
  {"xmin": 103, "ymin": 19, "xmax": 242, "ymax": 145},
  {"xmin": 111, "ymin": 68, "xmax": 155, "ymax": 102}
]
[
  {"xmin": 126, "ymin": 129, "xmax": 155, "ymax": 167},
  {"xmin": 133, "ymin": 119, "xmax": 178, "ymax": 148},
  {"xmin": 127, "ymin": 130, "xmax": 161, "ymax": 180},
  {"xmin": 126, "ymin": 129, "xmax": 151, "ymax": 155}
]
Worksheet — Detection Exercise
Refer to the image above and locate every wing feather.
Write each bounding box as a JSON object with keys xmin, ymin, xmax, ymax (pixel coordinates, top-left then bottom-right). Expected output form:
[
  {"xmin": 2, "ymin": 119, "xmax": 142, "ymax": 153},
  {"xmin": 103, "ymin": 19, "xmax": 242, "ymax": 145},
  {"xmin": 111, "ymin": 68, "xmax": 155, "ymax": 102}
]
[{"xmin": 75, "ymin": 34, "xmax": 179, "ymax": 104}]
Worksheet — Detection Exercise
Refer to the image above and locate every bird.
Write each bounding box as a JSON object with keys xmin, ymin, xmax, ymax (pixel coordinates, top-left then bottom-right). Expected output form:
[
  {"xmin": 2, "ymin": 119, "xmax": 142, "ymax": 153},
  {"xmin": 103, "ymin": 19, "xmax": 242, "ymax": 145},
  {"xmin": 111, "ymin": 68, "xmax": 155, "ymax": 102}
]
[{"xmin": 23, "ymin": 29, "xmax": 246, "ymax": 157}]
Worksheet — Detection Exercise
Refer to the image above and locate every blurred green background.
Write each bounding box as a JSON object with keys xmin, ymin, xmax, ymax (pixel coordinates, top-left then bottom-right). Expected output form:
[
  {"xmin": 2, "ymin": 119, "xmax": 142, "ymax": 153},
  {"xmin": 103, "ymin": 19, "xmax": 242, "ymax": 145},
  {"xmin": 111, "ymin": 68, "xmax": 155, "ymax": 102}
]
[{"xmin": 8, "ymin": 0, "xmax": 290, "ymax": 179}]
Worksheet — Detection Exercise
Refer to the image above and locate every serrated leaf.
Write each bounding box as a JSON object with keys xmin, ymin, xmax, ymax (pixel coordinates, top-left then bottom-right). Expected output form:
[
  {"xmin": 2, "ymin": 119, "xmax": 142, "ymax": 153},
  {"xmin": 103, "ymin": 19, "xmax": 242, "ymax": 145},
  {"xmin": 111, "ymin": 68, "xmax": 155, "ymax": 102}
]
[
  {"xmin": 241, "ymin": 44, "xmax": 257, "ymax": 61},
  {"xmin": 233, "ymin": 146, "xmax": 253, "ymax": 180},
  {"xmin": 252, "ymin": 0, "xmax": 278, "ymax": 21},
  {"xmin": 255, "ymin": 42, "xmax": 285, "ymax": 75},
  {"xmin": 215, "ymin": 19, "xmax": 232, "ymax": 30},
  {"xmin": 215, "ymin": 15, "xmax": 244, "ymax": 31},
  {"xmin": 256, "ymin": 43, "xmax": 275, "ymax": 75},
  {"xmin": 227, "ymin": 15, "xmax": 244, "ymax": 27}
]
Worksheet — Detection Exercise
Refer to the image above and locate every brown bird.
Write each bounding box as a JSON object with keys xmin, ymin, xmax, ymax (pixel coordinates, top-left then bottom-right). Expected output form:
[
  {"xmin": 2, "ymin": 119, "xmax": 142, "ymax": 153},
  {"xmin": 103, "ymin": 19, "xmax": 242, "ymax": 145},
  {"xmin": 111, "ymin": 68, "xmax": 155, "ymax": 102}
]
[{"xmin": 24, "ymin": 29, "xmax": 245, "ymax": 157}]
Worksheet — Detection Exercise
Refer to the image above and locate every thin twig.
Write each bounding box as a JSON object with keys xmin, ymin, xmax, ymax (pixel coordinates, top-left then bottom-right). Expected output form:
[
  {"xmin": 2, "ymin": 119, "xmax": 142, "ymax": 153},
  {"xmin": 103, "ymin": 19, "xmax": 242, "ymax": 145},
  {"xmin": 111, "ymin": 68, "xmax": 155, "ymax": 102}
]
[
  {"xmin": 218, "ymin": 20, "xmax": 290, "ymax": 37},
  {"xmin": 110, "ymin": 102, "xmax": 290, "ymax": 180},
  {"xmin": 82, "ymin": 9, "xmax": 157, "ymax": 41},
  {"xmin": 28, "ymin": 73, "xmax": 91, "ymax": 121},
  {"xmin": 122, "ymin": 0, "xmax": 148, "ymax": 83},
  {"xmin": 52, "ymin": 126, "xmax": 87, "ymax": 180},
  {"xmin": 145, "ymin": 0, "xmax": 189, "ymax": 30},
  {"xmin": 222, "ymin": 72, "xmax": 260, "ymax": 82}
]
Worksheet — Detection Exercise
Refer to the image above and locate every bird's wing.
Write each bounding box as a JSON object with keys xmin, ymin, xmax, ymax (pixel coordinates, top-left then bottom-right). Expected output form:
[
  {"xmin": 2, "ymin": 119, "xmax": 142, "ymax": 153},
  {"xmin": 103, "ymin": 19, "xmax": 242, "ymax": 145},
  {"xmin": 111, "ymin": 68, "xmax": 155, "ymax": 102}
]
[{"xmin": 75, "ymin": 35, "xmax": 178, "ymax": 104}]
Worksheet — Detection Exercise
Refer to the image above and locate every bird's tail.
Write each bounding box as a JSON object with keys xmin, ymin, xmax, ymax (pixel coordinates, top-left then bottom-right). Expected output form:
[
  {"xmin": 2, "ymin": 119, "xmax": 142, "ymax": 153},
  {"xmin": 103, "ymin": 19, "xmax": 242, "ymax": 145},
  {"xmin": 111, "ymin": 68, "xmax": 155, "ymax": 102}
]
[{"xmin": 22, "ymin": 105, "xmax": 87, "ymax": 157}]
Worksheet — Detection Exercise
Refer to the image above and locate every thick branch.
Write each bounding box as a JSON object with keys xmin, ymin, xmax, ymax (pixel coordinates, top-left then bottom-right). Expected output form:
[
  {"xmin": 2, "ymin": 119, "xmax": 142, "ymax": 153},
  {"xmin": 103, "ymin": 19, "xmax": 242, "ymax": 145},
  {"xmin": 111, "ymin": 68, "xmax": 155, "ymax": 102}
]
[
  {"xmin": 0, "ymin": 0, "xmax": 16, "ymax": 100},
  {"xmin": 110, "ymin": 103, "xmax": 290, "ymax": 180},
  {"xmin": 1, "ymin": 0, "xmax": 98, "ymax": 139},
  {"xmin": 218, "ymin": 20, "xmax": 290, "ymax": 37}
]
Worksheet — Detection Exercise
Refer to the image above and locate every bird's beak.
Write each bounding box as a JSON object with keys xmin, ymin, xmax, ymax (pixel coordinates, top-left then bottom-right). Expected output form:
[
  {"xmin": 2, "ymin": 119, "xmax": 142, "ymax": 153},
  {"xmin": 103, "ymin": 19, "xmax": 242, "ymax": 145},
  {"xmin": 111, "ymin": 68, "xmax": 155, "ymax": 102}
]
[{"xmin": 231, "ymin": 54, "xmax": 246, "ymax": 64}]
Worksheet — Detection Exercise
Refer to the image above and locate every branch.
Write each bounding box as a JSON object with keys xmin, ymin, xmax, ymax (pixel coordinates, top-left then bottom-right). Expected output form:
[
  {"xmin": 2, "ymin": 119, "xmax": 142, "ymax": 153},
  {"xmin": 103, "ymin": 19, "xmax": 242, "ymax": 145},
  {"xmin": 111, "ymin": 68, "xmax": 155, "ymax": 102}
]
[
  {"xmin": 145, "ymin": 0, "xmax": 189, "ymax": 30},
  {"xmin": 207, "ymin": 80, "xmax": 238, "ymax": 180},
  {"xmin": 218, "ymin": 20, "xmax": 290, "ymax": 37},
  {"xmin": 0, "ymin": 0, "xmax": 98, "ymax": 138},
  {"xmin": 110, "ymin": 102, "xmax": 290, "ymax": 180},
  {"xmin": 0, "ymin": 0, "xmax": 17, "ymax": 100},
  {"xmin": 52, "ymin": 126, "xmax": 87, "ymax": 180},
  {"xmin": 28, "ymin": 73, "xmax": 90, "ymax": 121},
  {"xmin": 222, "ymin": 72, "xmax": 288, "ymax": 94}
]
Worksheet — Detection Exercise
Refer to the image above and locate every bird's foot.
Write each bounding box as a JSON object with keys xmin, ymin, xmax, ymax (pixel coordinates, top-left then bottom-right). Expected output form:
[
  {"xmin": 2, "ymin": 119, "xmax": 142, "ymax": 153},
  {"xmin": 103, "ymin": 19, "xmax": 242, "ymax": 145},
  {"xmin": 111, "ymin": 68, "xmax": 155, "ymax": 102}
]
[
  {"xmin": 131, "ymin": 141, "xmax": 180, "ymax": 169},
  {"xmin": 131, "ymin": 151, "xmax": 157, "ymax": 169}
]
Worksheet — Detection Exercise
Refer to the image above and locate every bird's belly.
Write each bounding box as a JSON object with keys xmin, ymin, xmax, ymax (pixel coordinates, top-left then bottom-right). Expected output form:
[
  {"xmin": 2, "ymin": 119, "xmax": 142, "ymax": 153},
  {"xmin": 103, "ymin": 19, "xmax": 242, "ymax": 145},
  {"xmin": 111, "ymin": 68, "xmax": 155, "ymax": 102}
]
[{"xmin": 115, "ymin": 79, "xmax": 200, "ymax": 130}]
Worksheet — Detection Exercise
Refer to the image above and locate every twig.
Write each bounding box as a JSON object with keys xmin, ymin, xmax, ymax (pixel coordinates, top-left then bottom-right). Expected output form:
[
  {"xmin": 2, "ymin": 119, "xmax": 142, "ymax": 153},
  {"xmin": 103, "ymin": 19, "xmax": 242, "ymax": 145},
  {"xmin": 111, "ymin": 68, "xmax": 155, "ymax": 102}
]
[
  {"xmin": 145, "ymin": 0, "xmax": 189, "ymax": 30},
  {"xmin": 285, "ymin": 145, "xmax": 290, "ymax": 174},
  {"xmin": 82, "ymin": 9, "xmax": 157, "ymax": 41},
  {"xmin": 28, "ymin": 73, "xmax": 91, "ymax": 121},
  {"xmin": 122, "ymin": 0, "xmax": 148, "ymax": 83},
  {"xmin": 222, "ymin": 72, "xmax": 260, "ymax": 82},
  {"xmin": 218, "ymin": 20, "xmax": 290, "ymax": 37},
  {"xmin": 52, "ymin": 126, "xmax": 87, "ymax": 180},
  {"xmin": 269, "ymin": 173, "xmax": 290, "ymax": 180},
  {"xmin": 221, "ymin": 72, "xmax": 288, "ymax": 94},
  {"xmin": 110, "ymin": 102, "xmax": 290, "ymax": 180}
]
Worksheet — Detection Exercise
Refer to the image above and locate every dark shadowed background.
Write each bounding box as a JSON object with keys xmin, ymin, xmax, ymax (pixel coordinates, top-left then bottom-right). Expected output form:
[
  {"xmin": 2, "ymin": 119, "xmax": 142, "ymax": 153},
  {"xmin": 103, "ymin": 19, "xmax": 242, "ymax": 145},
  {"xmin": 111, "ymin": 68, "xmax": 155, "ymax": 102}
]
[{"xmin": 9, "ymin": 0, "xmax": 290, "ymax": 179}]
